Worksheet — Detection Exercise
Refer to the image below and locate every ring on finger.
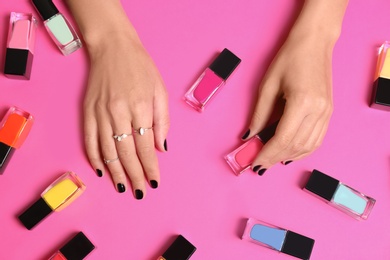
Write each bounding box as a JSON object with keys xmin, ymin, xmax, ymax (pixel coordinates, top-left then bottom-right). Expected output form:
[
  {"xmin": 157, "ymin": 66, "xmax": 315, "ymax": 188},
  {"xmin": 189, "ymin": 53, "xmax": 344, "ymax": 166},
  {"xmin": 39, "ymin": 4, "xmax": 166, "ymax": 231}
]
[
  {"xmin": 133, "ymin": 127, "xmax": 153, "ymax": 136},
  {"xmin": 104, "ymin": 157, "xmax": 119, "ymax": 164},
  {"xmin": 113, "ymin": 133, "xmax": 132, "ymax": 142}
]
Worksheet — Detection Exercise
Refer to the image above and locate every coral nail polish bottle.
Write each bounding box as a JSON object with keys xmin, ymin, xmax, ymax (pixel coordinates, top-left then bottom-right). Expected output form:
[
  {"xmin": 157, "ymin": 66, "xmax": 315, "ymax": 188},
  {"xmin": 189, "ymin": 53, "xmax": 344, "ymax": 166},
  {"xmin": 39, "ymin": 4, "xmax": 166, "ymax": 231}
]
[
  {"xmin": 225, "ymin": 121, "xmax": 278, "ymax": 175},
  {"xmin": 4, "ymin": 12, "xmax": 38, "ymax": 79},
  {"xmin": 184, "ymin": 48, "xmax": 241, "ymax": 112},
  {"xmin": 48, "ymin": 232, "xmax": 95, "ymax": 260},
  {"xmin": 0, "ymin": 107, "xmax": 34, "ymax": 175},
  {"xmin": 31, "ymin": 0, "xmax": 82, "ymax": 55},
  {"xmin": 18, "ymin": 172, "xmax": 86, "ymax": 230}
]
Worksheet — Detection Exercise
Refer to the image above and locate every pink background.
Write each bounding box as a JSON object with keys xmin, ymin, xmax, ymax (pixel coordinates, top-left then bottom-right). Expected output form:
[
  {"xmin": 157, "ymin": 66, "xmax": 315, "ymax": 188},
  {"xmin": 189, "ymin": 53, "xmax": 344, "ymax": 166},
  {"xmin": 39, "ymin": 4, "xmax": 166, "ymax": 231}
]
[{"xmin": 1, "ymin": 0, "xmax": 390, "ymax": 259}]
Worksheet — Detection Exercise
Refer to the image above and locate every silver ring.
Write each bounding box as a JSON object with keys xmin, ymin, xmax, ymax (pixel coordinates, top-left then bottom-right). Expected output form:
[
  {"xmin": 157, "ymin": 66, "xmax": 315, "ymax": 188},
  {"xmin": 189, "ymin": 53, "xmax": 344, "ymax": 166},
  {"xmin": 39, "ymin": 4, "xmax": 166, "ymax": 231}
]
[
  {"xmin": 104, "ymin": 157, "xmax": 119, "ymax": 164},
  {"xmin": 133, "ymin": 127, "xmax": 153, "ymax": 136},
  {"xmin": 113, "ymin": 133, "xmax": 132, "ymax": 142}
]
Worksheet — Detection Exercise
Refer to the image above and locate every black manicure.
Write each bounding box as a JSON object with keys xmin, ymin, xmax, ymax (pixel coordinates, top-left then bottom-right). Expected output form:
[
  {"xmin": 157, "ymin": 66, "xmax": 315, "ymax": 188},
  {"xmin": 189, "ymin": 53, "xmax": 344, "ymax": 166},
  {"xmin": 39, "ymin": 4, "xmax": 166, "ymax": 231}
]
[
  {"xmin": 253, "ymin": 165, "xmax": 261, "ymax": 173},
  {"xmin": 241, "ymin": 129, "xmax": 250, "ymax": 140},
  {"xmin": 96, "ymin": 169, "xmax": 103, "ymax": 177},
  {"xmin": 284, "ymin": 160, "xmax": 293, "ymax": 165},
  {"xmin": 135, "ymin": 189, "xmax": 144, "ymax": 200},
  {"xmin": 164, "ymin": 139, "xmax": 168, "ymax": 152},
  {"xmin": 150, "ymin": 180, "xmax": 158, "ymax": 189},
  {"xmin": 117, "ymin": 183, "xmax": 126, "ymax": 193},
  {"xmin": 258, "ymin": 168, "xmax": 267, "ymax": 176}
]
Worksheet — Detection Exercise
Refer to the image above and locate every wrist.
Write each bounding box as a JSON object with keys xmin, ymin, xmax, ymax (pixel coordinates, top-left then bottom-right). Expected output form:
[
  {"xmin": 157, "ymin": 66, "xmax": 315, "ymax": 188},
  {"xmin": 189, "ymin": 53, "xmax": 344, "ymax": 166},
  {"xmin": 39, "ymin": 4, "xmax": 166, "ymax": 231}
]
[
  {"xmin": 287, "ymin": 0, "xmax": 348, "ymax": 46},
  {"xmin": 84, "ymin": 25, "xmax": 142, "ymax": 58}
]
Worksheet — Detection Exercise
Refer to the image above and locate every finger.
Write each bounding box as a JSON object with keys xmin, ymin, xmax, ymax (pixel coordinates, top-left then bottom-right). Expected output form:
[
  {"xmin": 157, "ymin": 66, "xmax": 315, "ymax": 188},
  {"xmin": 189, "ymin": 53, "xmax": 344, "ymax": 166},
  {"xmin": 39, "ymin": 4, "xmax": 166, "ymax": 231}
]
[
  {"xmin": 132, "ymin": 110, "xmax": 160, "ymax": 191},
  {"xmin": 111, "ymin": 114, "xmax": 147, "ymax": 200},
  {"xmin": 98, "ymin": 115, "xmax": 128, "ymax": 193},
  {"xmin": 242, "ymin": 77, "xmax": 280, "ymax": 140},
  {"xmin": 153, "ymin": 85, "xmax": 170, "ymax": 152},
  {"xmin": 283, "ymin": 120, "xmax": 327, "ymax": 162},
  {"xmin": 83, "ymin": 107, "xmax": 104, "ymax": 178},
  {"xmin": 282, "ymin": 106, "xmax": 332, "ymax": 164},
  {"xmin": 251, "ymin": 99, "xmax": 307, "ymax": 173},
  {"xmin": 275, "ymin": 114, "xmax": 320, "ymax": 164}
]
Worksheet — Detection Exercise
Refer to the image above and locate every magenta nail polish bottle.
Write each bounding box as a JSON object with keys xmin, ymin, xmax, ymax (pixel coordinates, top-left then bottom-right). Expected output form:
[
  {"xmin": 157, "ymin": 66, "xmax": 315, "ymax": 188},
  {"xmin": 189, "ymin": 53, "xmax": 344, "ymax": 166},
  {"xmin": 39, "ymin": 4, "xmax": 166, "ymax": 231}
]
[{"xmin": 184, "ymin": 48, "xmax": 241, "ymax": 112}]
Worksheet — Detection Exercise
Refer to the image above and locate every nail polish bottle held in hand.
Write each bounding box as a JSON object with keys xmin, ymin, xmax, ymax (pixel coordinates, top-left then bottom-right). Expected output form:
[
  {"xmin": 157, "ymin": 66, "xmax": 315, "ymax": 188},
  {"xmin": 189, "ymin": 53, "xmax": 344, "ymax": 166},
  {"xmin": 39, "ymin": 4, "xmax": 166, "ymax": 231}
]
[{"xmin": 32, "ymin": 0, "xmax": 82, "ymax": 55}]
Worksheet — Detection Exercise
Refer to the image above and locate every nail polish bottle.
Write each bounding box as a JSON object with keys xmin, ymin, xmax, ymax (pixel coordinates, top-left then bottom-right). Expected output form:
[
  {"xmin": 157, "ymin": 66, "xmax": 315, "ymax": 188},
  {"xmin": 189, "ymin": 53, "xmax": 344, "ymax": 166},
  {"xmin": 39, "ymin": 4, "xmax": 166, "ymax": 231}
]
[
  {"xmin": 18, "ymin": 172, "xmax": 86, "ymax": 230},
  {"xmin": 4, "ymin": 12, "xmax": 38, "ymax": 80},
  {"xmin": 242, "ymin": 218, "xmax": 315, "ymax": 260},
  {"xmin": 157, "ymin": 235, "xmax": 196, "ymax": 260},
  {"xmin": 371, "ymin": 41, "xmax": 390, "ymax": 110},
  {"xmin": 304, "ymin": 169, "xmax": 376, "ymax": 220},
  {"xmin": 0, "ymin": 107, "xmax": 34, "ymax": 175},
  {"xmin": 225, "ymin": 121, "xmax": 278, "ymax": 175},
  {"xmin": 49, "ymin": 232, "xmax": 95, "ymax": 260},
  {"xmin": 184, "ymin": 48, "xmax": 241, "ymax": 112},
  {"xmin": 31, "ymin": 0, "xmax": 82, "ymax": 55}
]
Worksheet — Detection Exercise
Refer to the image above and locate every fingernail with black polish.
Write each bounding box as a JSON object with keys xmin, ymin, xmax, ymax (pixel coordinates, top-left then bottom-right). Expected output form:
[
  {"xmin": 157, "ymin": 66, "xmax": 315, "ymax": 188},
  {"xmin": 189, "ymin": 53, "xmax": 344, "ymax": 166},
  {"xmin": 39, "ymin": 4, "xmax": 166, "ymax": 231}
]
[
  {"xmin": 135, "ymin": 189, "xmax": 144, "ymax": 200},
  {"xmin": 117, "ymin": 183, "xmax": 126, "ymax": 193},
  {"xmin": 96, "ymin": 169, "xmax": 103, "ymax": 177},
  {"xmin": 164, "ymin": 139, "xmax": 168, "ymax": 152},
  {"xmin": 284, "ymin": 160, "xmax": 293, "ymax": 165},
  {"xmin": 253, "ymin": 165, "xmax": 261, "ymax": 173},
  {"xmin": 258, "ymin": 168, "xmax": 267, "ymax": 176},
  {"xmin": 150, "ymin": 180, "xmax": 158, "ymax": 189},
  {"xmin": 241, "ymin": 129, "xmax": 250, "ymax": 140}
]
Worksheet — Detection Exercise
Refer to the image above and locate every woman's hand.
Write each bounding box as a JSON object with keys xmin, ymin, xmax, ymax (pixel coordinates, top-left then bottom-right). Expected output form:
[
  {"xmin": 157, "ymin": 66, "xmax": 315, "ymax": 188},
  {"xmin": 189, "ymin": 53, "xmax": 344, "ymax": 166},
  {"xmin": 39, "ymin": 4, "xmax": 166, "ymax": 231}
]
[
  {"xmin": 84, "ymin": 34, "xmax": 169, "ymax": 198},
  {"xmin": 244, "ymin": 33, "xmax": 333, "ymax": 175},
  {"xmin": 243, "ymin": 0, "xmax": 348, "ymax": 175},
  {"xmin": 66, "ymin": 0, "xmax": 169, "ymax": 198}
]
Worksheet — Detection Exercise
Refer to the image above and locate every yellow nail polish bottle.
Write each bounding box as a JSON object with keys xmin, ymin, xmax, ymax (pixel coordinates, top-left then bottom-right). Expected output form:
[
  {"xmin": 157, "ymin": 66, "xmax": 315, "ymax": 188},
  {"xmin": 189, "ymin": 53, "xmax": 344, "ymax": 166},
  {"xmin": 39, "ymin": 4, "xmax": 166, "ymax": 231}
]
[{"xmin": 18, "ymin": 172, "xmax": 85, "ymax": 230}]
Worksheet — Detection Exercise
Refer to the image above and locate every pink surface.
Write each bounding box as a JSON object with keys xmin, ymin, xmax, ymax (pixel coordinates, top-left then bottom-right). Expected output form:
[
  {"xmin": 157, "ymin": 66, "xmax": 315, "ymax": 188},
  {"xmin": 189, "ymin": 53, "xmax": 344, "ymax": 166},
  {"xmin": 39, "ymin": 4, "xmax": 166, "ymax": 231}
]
[{"xmin": 1, "ymin": 0, "xmax": 390, "ymax": 259}]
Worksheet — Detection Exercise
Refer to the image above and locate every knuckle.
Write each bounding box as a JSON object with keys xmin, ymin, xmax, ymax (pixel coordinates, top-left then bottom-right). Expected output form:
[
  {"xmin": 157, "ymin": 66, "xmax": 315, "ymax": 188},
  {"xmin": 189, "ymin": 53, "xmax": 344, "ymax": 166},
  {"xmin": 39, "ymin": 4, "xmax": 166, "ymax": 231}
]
[
  {"xmin": 84, "ymin": 133, "xmax": 95, "ymax": 146},
  {"xmin": 290, "ymin": 142, "xmax": 305, "ymax": 154},
  {"xmin": 117, "ymin": 148, "xmax": 132, "ymax": 159},
  {"xmin": 252, "ymin": 110, "xmax": 262, "ymax": 123},
  {"xmin": 275, "ymin": 135, "xmax": 292, "ymax": 149},
  {"xmin": 136, "ymin": 145, "xmax": 155, "ymax": 159},
  {"xmin": 107, "ymin": 99, "xmax": 128, "ymax": 117},
  {"xmin": 101, "ymin": 143, "xmax": 116, "ymax": 156}
]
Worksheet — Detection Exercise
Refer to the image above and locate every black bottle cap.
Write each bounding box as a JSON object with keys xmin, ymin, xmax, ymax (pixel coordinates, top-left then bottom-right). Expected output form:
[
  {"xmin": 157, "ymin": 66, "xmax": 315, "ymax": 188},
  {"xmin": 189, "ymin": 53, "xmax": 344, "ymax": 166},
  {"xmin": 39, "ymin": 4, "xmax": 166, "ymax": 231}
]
[
  {"xmin": 305, "ymin": 169, "xmax": 339, "ymax": 202},
  {"xmin": 209, "ymin": 48, "xmax": 241, "ymax": 80},
  {"xmin": 257, "ymin": 120, "xmax": 279, "ymax": 143},
  {"xmin": 161, "ymin": 235, "xmax": 196, "ymax": 260},
  {"xmin": 4, "ymin": 49, "xmax": 34, "ymax": 80},
  {"xmin": 32, "ymin": 0, "xmax": 59, "ymax": 21},
  {"xmin": 281, "ymin": 231, "xmax": 315, "ymax": 260},
  {"xmin": 59, "ymin": 232, "xmax": 95, "ymax": 260},
  {"xmin": 372, "ymin": 77, "xmax": 390, "ymax": 109},
  {"xmin": 0, "ymin": 142, "xmax": 15, "ymax": 175},
  {"xmin": 18, "ymin": 197, "xmax": 53, "ymax": 230}
]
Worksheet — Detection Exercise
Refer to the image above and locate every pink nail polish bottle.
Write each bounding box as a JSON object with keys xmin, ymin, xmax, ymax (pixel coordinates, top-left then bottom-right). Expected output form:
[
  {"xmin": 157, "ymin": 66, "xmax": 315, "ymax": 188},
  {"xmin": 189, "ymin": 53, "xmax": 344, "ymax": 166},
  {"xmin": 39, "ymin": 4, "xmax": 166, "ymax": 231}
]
[
  {"xmin": 184, "ymin": 48, "xmax": 241, "ymax": 112},
  {"xmin": 225, "ymin": 121, "xmax": 278, "ymax": 176},
  {"xmin": 4, "ymin": 12, "xmax": 38, "ymax": 80}
]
